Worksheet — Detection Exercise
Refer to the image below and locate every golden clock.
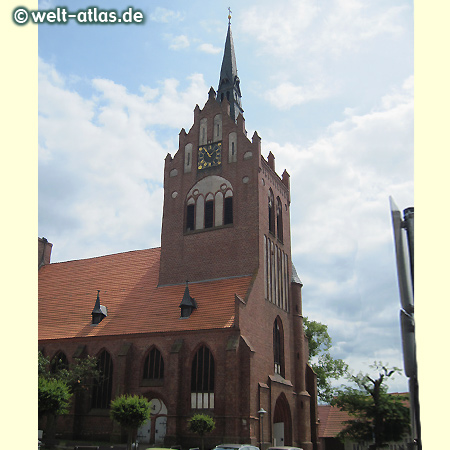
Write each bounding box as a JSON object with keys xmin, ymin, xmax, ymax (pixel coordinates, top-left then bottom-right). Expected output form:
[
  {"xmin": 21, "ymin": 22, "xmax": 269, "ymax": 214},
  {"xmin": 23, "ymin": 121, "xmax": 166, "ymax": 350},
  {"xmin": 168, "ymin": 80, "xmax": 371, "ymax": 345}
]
[{"xmin": 198, "ymin": 142, "xmax": 222, "ymax": 169}]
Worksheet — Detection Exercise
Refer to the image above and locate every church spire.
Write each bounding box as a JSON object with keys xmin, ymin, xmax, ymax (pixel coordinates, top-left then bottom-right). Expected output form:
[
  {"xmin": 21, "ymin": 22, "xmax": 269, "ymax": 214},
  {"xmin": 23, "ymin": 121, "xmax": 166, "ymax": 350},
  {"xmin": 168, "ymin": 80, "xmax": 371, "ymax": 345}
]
[{"xmin": 217, "ymin": 12, "xmax": 243, "ymax": 122}]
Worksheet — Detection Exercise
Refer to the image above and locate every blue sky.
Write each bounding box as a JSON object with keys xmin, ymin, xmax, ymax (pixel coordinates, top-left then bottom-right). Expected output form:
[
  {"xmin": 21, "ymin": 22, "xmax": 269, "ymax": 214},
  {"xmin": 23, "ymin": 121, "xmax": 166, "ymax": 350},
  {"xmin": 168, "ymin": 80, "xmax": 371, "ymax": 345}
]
[{"xmin": 36, "ymin": 0, "xmax": 415, "ymax": 393}]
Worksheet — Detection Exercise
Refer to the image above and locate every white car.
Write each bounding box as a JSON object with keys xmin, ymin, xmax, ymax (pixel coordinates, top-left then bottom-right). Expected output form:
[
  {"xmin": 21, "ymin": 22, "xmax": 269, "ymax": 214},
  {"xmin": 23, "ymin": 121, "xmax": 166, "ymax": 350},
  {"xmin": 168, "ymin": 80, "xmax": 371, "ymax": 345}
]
[{"xmin": 214, "ymin": 444, "xmax": 260, "ymax": 450}]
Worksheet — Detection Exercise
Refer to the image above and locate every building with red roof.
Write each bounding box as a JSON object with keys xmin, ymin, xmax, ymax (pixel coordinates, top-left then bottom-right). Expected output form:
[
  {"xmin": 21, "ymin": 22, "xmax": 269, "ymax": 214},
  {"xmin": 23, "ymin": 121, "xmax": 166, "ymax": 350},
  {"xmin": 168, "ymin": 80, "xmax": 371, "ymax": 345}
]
[{"xmin": 38, "ymin": 19, "xmax": 319, "ymax": 450}]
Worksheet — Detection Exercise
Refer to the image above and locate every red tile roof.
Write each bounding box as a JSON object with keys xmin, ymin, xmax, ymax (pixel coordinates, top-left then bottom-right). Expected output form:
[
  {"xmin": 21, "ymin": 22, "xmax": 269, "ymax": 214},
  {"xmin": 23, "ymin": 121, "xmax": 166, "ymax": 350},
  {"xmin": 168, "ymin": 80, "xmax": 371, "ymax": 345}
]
[
  {"xmin": 318, "ymin": 405, "xmax": 352, "ymax": 438},
  {"xmin": 38, "ymin": 247, "xmax": 253, "ymax": 341},
  {"xmin": 318, "ymin": 393, "xmax": 410, "ymax": 438}
]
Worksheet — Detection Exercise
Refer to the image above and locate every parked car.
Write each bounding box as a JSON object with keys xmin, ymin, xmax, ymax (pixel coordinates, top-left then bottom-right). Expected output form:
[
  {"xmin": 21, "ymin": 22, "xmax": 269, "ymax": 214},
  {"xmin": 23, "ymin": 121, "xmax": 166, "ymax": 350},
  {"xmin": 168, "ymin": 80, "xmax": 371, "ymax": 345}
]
[
  {"xmin": 214, "ymin": 444, "xmax": 260, "ymax": 450},
  {"xmin": 267, "ymin": 447, "xmax": 303, "ymax": 450}
]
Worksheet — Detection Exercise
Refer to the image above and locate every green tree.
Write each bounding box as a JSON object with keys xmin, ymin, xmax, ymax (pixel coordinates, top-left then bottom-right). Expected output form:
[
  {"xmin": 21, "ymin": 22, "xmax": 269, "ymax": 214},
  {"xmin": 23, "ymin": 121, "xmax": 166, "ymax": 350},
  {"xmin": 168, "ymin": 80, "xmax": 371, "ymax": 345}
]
[
  {"xmin": 332, "ymin": 363, "xmax": 410, "ymax": 449},
  {"xmin": 38, "ymin": 376, "xmax": 72, "ymax": 419},
  {"xmin": 38, "ymin": 351, "xmax": 99, "ymax": 439},
  {"xmin": 38, "ymin": 351, "xmax": 99, "ymax": 392},
  {"xmin": 303, "ymin": 316, "xmax": 348, "ymax": 402},
  {"xmin": 188, "ymin": 413, "xmax": 216, "ymax": 450},
  {"xmin": 110, "ymin": 394, "xmax": 151, "ymax": 450}
]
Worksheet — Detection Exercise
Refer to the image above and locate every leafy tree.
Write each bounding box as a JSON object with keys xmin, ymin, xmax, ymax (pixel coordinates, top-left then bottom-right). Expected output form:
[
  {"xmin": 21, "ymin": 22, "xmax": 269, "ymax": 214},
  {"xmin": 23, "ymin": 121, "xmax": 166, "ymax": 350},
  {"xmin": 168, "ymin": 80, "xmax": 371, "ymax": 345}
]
[
  {"xmin": 188, "ymin": 413, "xmax": 216, "ymax": 450},
  {"xmin": 110, "ymin": 394, "xmax": 151, "ymax": 450},
  {"xmin": 332, "ymin": 363, "xmax": 410, "ymax": 449},
  {"xmin": 303, "ymin": 316, "xmax": 348, "ymax": 402},
  {"xmin": 39, "ymin": 351, "xmax": 99, "ymax": 392},
  {"xmin": 38, "ymin": 376, "xmax": 72, "ymax": 419},
  {"xmin": 38, "ymin": 351, "xmax": 99, "ymax": 439}
]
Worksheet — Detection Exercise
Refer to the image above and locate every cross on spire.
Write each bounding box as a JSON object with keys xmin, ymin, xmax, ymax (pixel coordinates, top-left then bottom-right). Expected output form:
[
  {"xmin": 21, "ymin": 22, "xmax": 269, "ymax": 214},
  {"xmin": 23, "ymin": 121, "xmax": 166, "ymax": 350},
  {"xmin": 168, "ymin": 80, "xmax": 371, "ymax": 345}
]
[{"xmin": 228, "ymin": 7, "xmax": 232, "ymax": 24}]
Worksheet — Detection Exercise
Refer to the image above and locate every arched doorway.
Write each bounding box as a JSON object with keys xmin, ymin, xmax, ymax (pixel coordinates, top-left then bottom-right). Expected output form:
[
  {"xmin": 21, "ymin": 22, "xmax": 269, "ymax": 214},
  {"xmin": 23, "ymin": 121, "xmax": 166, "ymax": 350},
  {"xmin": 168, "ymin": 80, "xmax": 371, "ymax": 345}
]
[
  {"xmin": 137, "ymin": 398, "xmax": 168, "ymax": 445},
  {"xmin": 273, "ymin": 394, "xmax": 292, "ymax": 446}
]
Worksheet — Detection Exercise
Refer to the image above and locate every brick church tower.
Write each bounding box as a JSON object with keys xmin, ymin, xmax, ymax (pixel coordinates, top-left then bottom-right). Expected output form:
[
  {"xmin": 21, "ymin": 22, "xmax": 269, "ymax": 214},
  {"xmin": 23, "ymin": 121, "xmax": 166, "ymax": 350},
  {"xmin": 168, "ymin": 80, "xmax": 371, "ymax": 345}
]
[
  {"xmin": 38, "ymin": 17, "xmax": 318, "ymax": 450},
  {"xmin": 158, "ymin": 19, "xmax": 318, "ymax": 450}
]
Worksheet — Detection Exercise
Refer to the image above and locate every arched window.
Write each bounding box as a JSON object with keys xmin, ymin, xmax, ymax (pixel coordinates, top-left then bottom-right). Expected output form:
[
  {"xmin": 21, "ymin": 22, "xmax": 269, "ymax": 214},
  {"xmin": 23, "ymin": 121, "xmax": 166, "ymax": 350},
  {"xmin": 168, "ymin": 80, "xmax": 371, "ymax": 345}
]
[
  {"xmin": 186, "ymin": 197, "xmax": 195, "ymax": 231},
  {"xmin": 268, "ymin": 189, "xmax": 275, "ymax": 235},
  {"xmin": 224, "ymin": 192, "xmax": 233, "ymax": 225},
  {"xmin": 273, "ymin": 318, "xmax": 285, "ymax": 377},
  {"xmin": 276, "ymin": 197, "xmax": 283, "ymax": 242},
  {"xmin": 204, "ymin": 194, "xmax": 214, "ymax": 229},
  {"xmin": 143, "ymin": 347, "xmax": 164, "ymax": 381},
  {"xmin": 185, "ymin": 176, "xmax": 234, "ymax": 232},
  {"xmin": 191, "ymin": 346, "xmax": 215, "ymax": 409},
  {"xmin": 50, "ymin": 351, "xmax": 68, "ymax": 374},
  {"xmin": 91, "ymin": 350, "xmax": 113, "ymax": 409}
]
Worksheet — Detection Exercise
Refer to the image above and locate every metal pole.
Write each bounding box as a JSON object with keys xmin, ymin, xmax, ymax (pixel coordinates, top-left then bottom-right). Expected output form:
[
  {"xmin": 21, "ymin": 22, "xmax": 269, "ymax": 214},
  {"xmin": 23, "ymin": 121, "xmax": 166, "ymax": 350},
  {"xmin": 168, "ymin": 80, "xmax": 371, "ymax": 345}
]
[{"xmin": 390, "ymin": 199, "xmax": 420, "ymax": 450}]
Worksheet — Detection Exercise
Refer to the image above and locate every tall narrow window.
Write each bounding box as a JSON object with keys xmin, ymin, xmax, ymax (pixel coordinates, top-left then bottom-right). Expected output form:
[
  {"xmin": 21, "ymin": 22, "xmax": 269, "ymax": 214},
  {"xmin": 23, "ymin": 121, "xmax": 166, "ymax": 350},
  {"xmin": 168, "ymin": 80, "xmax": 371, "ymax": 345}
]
[
  {"xmin": 228, "ymin": 132, "xmax": 237, "ymax": 163},
  {"xmin": 224, "ymin": 195, "xmax": 233, "ymax": 225},
  {"xmin": 205, "ymin": 198, "xmax": 214, "ymax": 229},
  {"xmin": 268, "ymin": 189, "xmax": 275, "ymax": 235},
  {"xmin": 143, "ymin": 347, "xmax": 164, "ymax": 381},
  {"xmin": 186, "ymin": 201, "xmax": 195, "ymax": 231},
  {"xmin": 91, "ymin": 350, "xmax": 113, "ymax": 409},
  {"xmin": 276, "ymin": 197, "xmax": 283, "ymax": 242},
  {"xmin": 191, "ymin": 346, "xmax": 215, "ymax": 409},
  {"xmin": 273, "ymin": 318, "xmax": 285, "ymax": 377}
]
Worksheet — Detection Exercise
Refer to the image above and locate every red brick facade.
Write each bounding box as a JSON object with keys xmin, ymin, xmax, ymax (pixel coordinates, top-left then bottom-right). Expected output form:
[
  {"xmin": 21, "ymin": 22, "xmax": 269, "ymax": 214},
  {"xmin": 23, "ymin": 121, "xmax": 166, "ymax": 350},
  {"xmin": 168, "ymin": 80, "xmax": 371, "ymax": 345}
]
[{"xmin": 38, "ymin": 24, "xmax": 319, "ymax": 450}]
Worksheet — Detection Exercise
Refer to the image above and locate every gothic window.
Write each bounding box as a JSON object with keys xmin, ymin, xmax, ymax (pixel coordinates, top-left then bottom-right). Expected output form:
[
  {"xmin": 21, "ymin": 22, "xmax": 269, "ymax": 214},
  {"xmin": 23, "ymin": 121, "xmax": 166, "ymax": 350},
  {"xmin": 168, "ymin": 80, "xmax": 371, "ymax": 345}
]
[
  {"xmin": 50, "ymin": 351, "xmax": 68, "ymax": 374},
  {"xmin": 265, "ymin": 235, "xmax": 289, "ymax": 312},
  {"xmin": 205, "ymin": 194, "xmax": 214, "ymax": 228},
  {"xmin": 185, "ymin": 176, "xmax": 234, "ymax": 232},
  {"xmin": 91, "ymin": 350, "xmax": 113, "ymax": 409},
  {"xmin": 224, "ymin": 194, "xmax": 233, "ymax": 225},
  {"xmin": 273, "ymin": 318, "xmax": 285, "ymax": 377},
  {"xmin": 268, "ymin": 189, "xmax": 275, "ymax": 235},
  {"xmin": 276, "ymin": 197, "xmax": 283, "ymax": 242},
  {"xmin": 191, "ymin": 346, "xmax": 215, "ymax": 409},
  {"xmin": 228, "ymin": 132, "xmax": 237, "ymax": 163},
  {"xmin": 214, "ymin": 114, "xmax": 222, "ymax": 142},
  {"xmin": 186, "ymin": 198, "xmax": 195, "ymax": 231},
  {"xmin": 184, "ymin": 143, "xmax": 193, "ymax": 173},
  {"xmin": 199, "ymin": 118, "xmax": 207, "ymax": 145},
  {"xmin": 143, "ymin": 347, "xmax": 164, "ymax": 380}
]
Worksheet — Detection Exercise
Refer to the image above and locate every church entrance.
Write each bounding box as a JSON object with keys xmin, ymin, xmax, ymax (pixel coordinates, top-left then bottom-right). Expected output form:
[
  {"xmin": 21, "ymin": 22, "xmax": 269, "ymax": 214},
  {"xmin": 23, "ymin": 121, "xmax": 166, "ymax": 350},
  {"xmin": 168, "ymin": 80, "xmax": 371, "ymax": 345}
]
[
  {"xmin": 137, "ymin": 398, "xmax": 168, "ymax": 445},
  {"xmin": 273, "ymin": 394, "xmax": 292, "ymax": 446}
]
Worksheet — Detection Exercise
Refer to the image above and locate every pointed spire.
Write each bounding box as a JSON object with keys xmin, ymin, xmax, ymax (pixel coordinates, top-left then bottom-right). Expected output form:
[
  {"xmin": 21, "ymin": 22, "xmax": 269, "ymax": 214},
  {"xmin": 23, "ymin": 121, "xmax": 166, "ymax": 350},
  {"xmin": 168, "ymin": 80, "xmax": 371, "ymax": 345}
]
[
  {"xmin": 217, "ymin": 17, "xmax": 243, "ymax": 122},
  {"xmin": 92, "ymin": 290, "xmax": 107, "ymax": 324},
  {"xmin": 179, "ymin": 281, "xmax": 197, "ymax": 318}
]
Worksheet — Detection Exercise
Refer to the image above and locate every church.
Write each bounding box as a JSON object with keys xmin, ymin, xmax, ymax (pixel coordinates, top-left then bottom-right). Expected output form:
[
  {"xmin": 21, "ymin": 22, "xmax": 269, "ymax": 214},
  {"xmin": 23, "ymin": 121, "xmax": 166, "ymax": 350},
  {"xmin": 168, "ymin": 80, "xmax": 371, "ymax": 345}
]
[{"xmin": 38, "ymin": 18, "xmax": 319, "ymax": 450}]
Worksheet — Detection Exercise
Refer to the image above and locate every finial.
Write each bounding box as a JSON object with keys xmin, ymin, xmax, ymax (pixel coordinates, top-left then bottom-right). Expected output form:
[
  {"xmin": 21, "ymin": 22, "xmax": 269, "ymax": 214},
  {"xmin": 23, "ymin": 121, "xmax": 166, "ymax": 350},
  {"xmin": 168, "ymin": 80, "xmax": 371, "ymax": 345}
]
[{"xmin": 228, "ymin": 7, "xmax": 232, "ymax": 24}]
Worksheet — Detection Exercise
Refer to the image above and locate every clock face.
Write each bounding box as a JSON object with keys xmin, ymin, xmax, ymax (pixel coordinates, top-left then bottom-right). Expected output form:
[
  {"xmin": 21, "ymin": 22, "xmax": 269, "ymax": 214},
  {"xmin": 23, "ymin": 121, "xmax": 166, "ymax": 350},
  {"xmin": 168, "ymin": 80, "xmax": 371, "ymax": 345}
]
[{"xmin": 198, "ymin": 142, "xmax": 222, "ymax": 170}]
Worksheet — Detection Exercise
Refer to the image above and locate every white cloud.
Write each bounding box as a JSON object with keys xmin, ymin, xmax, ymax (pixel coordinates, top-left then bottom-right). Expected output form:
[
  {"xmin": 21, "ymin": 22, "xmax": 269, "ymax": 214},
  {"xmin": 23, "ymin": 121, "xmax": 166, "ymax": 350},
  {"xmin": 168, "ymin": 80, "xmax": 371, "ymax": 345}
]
[
  {"xmin": 241, "ymin": 0, "xmax": 409, "ymax": 58},
  {"xmin": 168, "ymin": 34, "xmax": 190, "ymax": 50},
  {"xmin": 263, "ymin": 76, "xmax": 412, "ymax": 387},
  {"xmin": 149, "ymin": 7, "xmax": 184, "ymax": 23},
  {"xmin": 266, "ymin": 81, "xmax": 332, "ymax": 109},
  {"xmin": 38, "ymin": 58, "xmax": 208, "ymax": 261},
  {"xmin": 198, "ymin": 43, "xmax": 222, "ymax": 54}
]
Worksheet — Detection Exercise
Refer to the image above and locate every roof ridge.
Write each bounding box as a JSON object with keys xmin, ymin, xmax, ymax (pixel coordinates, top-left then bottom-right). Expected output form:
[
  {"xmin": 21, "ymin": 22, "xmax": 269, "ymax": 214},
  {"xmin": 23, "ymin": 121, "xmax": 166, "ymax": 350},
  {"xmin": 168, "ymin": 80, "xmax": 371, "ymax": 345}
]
[{"xmin": 47, "ymin": 247, "xmax": 161, "ymax": 265}]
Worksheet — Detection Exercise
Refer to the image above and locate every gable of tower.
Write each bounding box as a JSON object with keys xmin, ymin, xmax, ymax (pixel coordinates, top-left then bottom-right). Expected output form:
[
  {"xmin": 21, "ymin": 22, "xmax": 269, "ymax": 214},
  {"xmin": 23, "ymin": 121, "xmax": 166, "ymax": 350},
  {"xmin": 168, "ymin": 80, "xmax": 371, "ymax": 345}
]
[{"xmin": 158, "ymin": 88, "xmax": 263, "ymax": 286}]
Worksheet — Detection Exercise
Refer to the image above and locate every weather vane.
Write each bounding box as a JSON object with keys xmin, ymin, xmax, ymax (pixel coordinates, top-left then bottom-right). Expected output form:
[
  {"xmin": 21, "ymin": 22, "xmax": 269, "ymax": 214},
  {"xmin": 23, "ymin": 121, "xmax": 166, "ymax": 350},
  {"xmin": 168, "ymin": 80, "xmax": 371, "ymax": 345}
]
[{"xmin": 228, "ymin": 7, "xmax": 232, "ymax": 24}]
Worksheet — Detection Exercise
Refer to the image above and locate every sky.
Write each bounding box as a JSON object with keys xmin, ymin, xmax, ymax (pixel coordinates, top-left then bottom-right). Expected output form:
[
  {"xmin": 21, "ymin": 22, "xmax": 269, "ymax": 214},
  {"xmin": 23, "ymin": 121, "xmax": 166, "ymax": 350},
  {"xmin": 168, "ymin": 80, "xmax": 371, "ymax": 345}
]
[{"xmin": 35, "ymin": 0, "xmax": 414, "ymax": 393}]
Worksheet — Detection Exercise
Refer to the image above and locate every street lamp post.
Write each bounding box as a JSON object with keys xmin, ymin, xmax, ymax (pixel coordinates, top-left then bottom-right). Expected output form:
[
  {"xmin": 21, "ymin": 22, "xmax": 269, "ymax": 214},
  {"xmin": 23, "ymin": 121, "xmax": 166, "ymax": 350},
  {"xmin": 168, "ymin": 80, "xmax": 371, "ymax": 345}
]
[{"xmin": 258, "ymin": 408, "xmax": 267, "ymax": 450}]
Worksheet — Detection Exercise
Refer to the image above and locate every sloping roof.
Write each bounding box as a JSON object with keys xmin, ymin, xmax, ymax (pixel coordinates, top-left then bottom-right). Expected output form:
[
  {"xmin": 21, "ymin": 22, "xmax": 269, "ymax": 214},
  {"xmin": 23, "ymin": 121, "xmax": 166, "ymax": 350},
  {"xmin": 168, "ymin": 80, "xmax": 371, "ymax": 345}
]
[
  {"xmin": 38, "ymin": 247, "xmax": 253, "ymax": 341},
  {"xmin": 318, "ymin": 394, "xmax": 410, "ymax": 438},
  {"xmin": 318, "ymin": 405, "xmax": 352, "ymax": 438}
]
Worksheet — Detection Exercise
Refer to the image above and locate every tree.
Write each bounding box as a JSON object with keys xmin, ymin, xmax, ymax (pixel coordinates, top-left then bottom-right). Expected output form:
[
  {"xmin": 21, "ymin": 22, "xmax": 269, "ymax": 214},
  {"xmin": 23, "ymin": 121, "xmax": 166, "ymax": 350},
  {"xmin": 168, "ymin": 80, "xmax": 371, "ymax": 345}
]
[
  {"xmin": 332, "ymin": 363, "xmax": 410, "ymax": 449},
  {"xmin": 188, "ymin": 413, "xmax": 216, "ymax": 450},
  {"xmin": 110, "ymin": 394, "xmax": 151, "ymax": 450},
  {"xmin": 303, "ymin": 316, "xmax": 348, "ymax": 402},
  {"xmin": 38, "ymin": 376, "xmax": 72, "ymax": 419},
  {"xmin": 38, "ymin": 351, "xmax": 99, "ymax": 392},
  {"xmin": 38, "ymin": 351, "xmax": 99, "ymax": 439}
]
